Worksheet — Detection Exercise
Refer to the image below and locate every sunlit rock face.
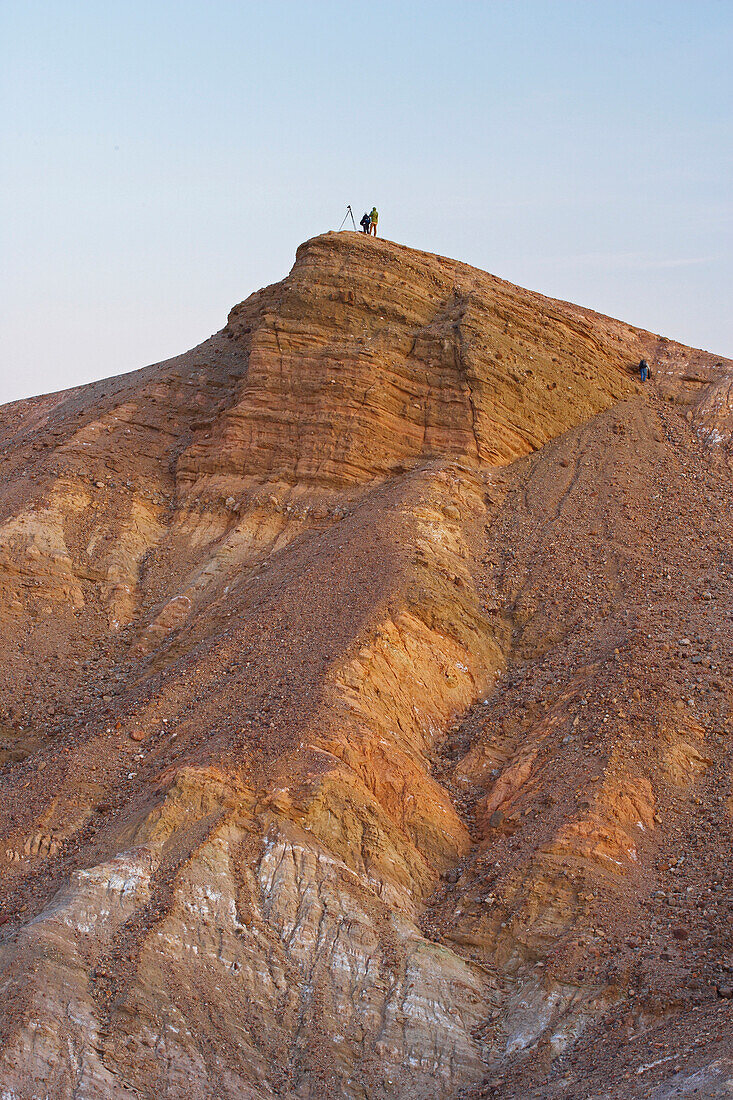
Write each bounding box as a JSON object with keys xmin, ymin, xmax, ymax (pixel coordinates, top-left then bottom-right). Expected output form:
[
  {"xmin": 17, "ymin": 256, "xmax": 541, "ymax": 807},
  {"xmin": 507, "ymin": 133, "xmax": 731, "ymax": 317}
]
[{"xmin": 0, "ymin": 232, "xmax": 731, "ymax": 1100}]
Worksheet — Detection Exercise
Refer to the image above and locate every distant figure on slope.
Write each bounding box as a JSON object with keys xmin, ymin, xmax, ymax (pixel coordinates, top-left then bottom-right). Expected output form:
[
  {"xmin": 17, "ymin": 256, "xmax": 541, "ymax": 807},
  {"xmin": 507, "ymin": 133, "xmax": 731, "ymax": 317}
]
[
  {"xmin": 369, "ymin": 207, "xmax": 378, "ymax": 236},
  {"xmin": 639, "ymin": 358, "xmax": 649, "ymax": 382},
  {"xmin": 359, "ymin": 211, "xmax": 371, "ymax": 234}
]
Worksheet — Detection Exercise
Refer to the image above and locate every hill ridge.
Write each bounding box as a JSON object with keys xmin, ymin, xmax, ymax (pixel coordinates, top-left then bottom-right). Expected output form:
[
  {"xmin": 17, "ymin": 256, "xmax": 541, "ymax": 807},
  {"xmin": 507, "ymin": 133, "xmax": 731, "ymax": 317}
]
[{"xmin": 0, "ymin": 234, "xmax": 730, "ymax": 1099}]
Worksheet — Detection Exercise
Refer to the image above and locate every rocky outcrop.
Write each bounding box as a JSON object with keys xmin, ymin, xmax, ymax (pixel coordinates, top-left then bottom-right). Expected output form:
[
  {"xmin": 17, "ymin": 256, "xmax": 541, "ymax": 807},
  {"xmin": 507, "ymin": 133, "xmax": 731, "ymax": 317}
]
[{"xmin": 0, "ymin": 232, "xmax": 731, "ymax": 1099}]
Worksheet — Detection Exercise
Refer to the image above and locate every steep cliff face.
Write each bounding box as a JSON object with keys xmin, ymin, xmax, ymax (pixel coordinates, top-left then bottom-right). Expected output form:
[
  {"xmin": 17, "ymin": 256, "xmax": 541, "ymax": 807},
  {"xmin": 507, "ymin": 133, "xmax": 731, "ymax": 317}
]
[{"xmin": 0, "ymin": 233, "xmax": 731, "ymax": 1100}]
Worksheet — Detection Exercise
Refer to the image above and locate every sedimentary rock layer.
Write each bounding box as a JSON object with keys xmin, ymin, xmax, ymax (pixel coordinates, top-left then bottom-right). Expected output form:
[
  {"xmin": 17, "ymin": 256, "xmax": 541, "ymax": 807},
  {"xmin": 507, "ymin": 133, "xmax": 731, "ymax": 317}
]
[{"xmin": 0, "ymin": 233, "xmax": 730, "ymax": 1099}]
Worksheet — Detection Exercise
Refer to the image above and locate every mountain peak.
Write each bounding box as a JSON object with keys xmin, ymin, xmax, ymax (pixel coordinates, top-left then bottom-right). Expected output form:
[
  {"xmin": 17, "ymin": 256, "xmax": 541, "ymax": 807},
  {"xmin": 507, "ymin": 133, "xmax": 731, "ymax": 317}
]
[{"xmin": 0, "ymin": 238, "xmax": 731, "ymax": 1099}]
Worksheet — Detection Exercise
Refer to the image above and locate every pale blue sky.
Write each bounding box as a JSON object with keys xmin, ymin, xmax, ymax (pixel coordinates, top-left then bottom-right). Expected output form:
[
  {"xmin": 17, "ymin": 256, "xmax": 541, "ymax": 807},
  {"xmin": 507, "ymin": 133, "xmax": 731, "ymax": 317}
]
[{"xmin": 1, "ymin": 1, "xmax": 731, "ymax": 404}]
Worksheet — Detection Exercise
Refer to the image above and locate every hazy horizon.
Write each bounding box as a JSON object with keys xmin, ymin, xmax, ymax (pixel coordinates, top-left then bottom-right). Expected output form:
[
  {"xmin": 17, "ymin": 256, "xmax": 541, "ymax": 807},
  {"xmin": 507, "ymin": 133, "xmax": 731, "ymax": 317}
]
[{"xmin": 2, "ymin": 0, "xmax": 731, "ymax": 405}]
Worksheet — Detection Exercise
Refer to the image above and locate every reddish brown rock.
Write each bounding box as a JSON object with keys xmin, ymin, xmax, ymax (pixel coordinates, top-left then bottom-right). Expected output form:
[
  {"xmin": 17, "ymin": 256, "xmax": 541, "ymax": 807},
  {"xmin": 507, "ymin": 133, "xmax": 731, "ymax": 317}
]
[{"xmin": 0, "ymin": 232, "xmax": 731, "ymax": 1099}]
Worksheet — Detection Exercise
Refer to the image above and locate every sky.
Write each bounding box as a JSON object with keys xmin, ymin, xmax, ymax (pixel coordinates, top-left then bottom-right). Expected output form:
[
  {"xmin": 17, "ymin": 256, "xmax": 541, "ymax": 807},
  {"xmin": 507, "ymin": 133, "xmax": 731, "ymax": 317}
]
[{"xmin": 1, "ymin": 0, "xmax": 731, "ymax": 404}]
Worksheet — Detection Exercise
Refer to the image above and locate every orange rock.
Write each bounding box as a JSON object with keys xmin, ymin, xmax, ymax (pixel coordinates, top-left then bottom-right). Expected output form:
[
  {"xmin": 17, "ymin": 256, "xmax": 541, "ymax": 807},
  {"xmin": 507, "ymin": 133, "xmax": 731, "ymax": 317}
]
[{"xmin": 0, "ymin": 233, "xmax": 729, "ymax": 1099}]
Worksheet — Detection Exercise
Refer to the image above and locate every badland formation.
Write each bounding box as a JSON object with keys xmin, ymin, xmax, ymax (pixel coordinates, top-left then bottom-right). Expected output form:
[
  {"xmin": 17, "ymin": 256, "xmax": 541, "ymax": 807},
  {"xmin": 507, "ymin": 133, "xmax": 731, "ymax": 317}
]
[{"xmin": 0, "ymin": 232, "xmax": 731, "ymax": 1098}]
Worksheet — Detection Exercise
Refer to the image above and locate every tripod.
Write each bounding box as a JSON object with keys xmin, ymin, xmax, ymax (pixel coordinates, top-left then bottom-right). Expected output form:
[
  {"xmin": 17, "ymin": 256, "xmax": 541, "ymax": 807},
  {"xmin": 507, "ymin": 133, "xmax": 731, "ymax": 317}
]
[{"xmin": 338, "ymin": 204, "xmax": 357, "ymax": 231}]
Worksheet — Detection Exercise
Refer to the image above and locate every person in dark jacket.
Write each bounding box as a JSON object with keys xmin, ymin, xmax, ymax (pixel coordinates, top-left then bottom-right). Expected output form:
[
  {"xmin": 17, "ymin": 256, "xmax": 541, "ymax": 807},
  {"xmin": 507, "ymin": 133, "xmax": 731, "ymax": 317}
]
[
  {"xmin": 639, "ymin": 358, "xmax": 649, "ymax": 382},
  {"xmin": 359, "ymin": 212, "xmax": 371, "ymax": 234}
]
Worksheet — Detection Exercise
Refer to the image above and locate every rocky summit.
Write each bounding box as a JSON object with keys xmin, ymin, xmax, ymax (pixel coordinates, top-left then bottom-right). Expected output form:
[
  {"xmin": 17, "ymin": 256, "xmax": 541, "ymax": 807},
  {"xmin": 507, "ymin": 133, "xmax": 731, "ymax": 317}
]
[{"xmin": 0, "ymin": 231, "xmax": 731, "ymax": 1099}]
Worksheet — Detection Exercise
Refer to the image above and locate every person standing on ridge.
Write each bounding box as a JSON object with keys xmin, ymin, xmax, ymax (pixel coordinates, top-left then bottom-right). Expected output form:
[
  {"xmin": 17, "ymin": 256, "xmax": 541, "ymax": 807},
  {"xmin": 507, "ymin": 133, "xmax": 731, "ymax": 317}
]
[
  {"xmin": 639, "ymin": 358, "xmax": 649, "ymax": 382},
  {"xmin": 369, "ymin": 207, "xmax": 378, "ymax": 236},
  {"xmin": 359, "ymin": 211, "xmax": 371, "ymax": 234}
]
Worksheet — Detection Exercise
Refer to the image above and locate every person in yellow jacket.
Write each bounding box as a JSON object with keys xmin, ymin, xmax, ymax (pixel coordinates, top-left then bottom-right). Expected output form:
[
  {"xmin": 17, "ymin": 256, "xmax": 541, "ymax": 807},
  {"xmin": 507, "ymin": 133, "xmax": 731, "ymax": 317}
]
[{"xmin": 369, "ymin": 207, "xmax": 378, "ymax": 236}]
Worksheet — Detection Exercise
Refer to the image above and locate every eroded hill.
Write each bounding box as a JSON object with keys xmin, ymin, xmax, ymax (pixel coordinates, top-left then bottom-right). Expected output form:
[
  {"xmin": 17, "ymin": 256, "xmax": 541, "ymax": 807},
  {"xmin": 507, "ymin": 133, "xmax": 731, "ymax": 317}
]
[{"xmin": 0, "ymin": 232, "xmax": 731, "ymax": 1099}]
